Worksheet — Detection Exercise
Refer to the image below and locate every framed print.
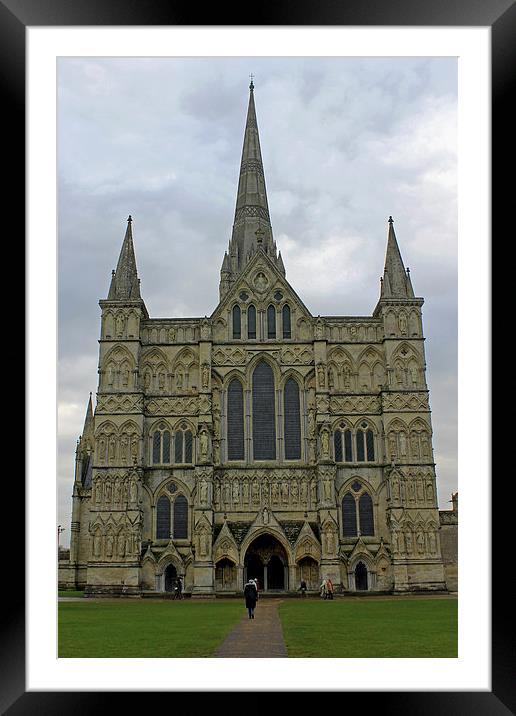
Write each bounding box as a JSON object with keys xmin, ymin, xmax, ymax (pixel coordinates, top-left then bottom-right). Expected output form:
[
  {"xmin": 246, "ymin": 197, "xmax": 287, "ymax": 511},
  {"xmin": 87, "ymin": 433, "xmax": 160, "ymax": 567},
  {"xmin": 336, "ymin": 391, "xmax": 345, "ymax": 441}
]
[{"xmin": 7, "ymin": 0, "xmax": 512, "ymax": 710}]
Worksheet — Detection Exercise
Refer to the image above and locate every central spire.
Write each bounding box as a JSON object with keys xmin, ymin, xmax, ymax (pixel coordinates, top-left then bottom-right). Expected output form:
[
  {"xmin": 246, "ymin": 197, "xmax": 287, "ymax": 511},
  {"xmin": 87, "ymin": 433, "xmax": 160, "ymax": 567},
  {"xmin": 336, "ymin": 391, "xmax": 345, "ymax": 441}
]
[{"xmin": 220, "ymin": 81, "xmax": 284, "ymax": 299}]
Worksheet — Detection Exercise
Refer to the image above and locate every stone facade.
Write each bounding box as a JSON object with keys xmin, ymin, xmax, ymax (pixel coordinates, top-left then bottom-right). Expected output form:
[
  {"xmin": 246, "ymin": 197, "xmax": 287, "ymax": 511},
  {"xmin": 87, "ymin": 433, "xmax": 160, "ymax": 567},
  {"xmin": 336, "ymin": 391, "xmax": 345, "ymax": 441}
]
[
  {"xmin": 439, "ymin": 492, "xmax": 458, "ymax": 592},
  {"xmin": 59, "ymin": 81, "xmax": 453, "ymax": 596}
]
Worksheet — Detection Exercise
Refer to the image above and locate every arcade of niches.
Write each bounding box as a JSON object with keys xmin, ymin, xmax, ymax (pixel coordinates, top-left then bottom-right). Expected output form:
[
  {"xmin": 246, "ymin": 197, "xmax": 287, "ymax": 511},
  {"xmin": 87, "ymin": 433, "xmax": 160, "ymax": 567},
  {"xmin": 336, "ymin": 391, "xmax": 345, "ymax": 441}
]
[{"xmin": 59, "ymin": 81, "xmax": 454, "ymax": 597}]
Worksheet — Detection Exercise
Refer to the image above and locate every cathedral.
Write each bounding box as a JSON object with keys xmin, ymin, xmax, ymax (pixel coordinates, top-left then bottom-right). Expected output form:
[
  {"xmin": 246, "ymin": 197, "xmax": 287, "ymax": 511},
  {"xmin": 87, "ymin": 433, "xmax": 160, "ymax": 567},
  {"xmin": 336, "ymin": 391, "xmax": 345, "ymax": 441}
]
[{"xmin": 59, "ymin": 80, "xmax": 452, "ymax": 596}]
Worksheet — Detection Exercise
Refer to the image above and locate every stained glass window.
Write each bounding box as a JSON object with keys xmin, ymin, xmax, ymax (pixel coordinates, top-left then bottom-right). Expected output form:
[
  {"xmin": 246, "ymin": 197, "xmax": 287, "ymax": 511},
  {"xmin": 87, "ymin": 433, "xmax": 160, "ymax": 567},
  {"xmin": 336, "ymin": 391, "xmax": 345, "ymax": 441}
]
[
  {"xmin": 356, "ymin": 429, "xmax": 365, "ymax": 461},
  {"xmin": 359, "ymin": 493, "xmax": 374, "ymax": 535},
  {"xmin": 253, "ymin": 361, "xmax": 276, "ymax": 460},
  {"xmin": 247, "ymin": 305, "xmax": 256, "ymax": 339},
  {"xmin": 162, "ymin": 430, "xmax": 171, "ymax": 463},
  {"xmin": 173, "ymin": 495, "xmax": 188, "ymax": 539},
  {"xmin": 342, "ymin": 493, "xmax": 357, "ymax": 537},
  {"xmin": 232, "ymin": 305, "xmax": 241, "ymax": 339},
  {"xmin": 185, "ymin": 431, "xmax": 193, "ymax": 463},
  {"xmin": 156, "ymin": 495, "xmax": 171, "ymax": 539},
  {"xmin": 153, "ymin": 431, "xmax": 161, "ymax": 464},
  {"xmin": 334, "ymin": 431, "xmax": 343, "ymax": 462},
  {"xmin": 284, "ymin": 378, "xmax": 301, "ymax": 459},
  {"xmin": 366, "ymin": 429, "xmax": 375, "ymax": 461},
  {"xmin": 282, "ymin": 304, "xmax": 291, "ymax": 339},
  {"xmin": 175, "ymin": 431, "xmax": 183, "ymax": 463},
  {"xmin": 344, "ymin": 429, "xmax": 353, "ymax": 462},
  {"xmin": 228, "ymin": 379, "xmax": 244, "ymax": 460},
  {"xmin": 267, "ymin": 305, "xmax": 276, "ymax": 339}
]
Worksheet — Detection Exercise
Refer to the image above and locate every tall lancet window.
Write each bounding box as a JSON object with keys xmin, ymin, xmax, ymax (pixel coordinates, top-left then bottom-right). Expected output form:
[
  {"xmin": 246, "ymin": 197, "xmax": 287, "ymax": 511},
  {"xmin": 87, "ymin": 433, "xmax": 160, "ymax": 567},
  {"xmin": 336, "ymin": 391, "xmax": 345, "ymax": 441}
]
[
  {"xmin": 247, "ymin": 305, "xmax": 256, "ymax": 339},
  {"xmin": 342, "ymin": 493, "xmax": 357, "ymax": 537},
  {"xmin": 282, "ymin": 304, "xmax": 291, "ymax": 339},
  {"xmin": 252, "ymin": 360, "xmax": 276, "ymax": 460},
  {"xmin": 232, "ymin": 305, "xmax": 241, "ymax": 339},
  {"xmin": 267, "ymin": 305, "xmax": 276, "ymax": 339},
  {"xmin": 156, "ymin": 495, "xmax": 171, "ymax": 539},
  {"xmin": 284, "ymin": 378, "xmax": 301, "ymax": 459},
  {"xmin": 359, "ymin": 493, "xmax": 374, "ymax": 535},
  {"xmin": 227, "ymin": 379, "xmax": 244, "ymax": 460},
  {"xmin": 173, "ymin": 495, "xmax": 188, "ymax": 539}
]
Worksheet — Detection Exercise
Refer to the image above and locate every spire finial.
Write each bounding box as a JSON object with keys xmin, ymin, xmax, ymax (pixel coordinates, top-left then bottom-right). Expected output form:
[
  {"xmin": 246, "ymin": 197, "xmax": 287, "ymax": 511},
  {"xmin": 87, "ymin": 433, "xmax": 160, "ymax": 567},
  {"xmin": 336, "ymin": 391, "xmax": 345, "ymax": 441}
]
[
  {"xmin": 249, "ymin": 73, "xmax": 254, "ymax": 91},
  {"xmin": 128, "ymin": 215, "xmax": 132, "ymax": 223},
  {"xmin": 388, "ymin": 215, "xmax": 393, "ymax": 225}
]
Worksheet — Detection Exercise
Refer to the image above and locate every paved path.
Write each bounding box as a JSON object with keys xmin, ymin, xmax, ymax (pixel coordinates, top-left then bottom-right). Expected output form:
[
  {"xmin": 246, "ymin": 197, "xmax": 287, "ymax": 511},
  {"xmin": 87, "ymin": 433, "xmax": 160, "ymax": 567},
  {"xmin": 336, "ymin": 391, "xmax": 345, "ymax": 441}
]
[{"xmin": 214, "ymin": 599, "xmax": 288, "ymax": 658}]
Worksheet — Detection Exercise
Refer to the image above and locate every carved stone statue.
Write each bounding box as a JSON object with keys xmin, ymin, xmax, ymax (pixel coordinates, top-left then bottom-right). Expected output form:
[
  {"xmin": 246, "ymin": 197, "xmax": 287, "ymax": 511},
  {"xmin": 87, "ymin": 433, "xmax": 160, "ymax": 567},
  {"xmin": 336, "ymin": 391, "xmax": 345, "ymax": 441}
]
[
  {"xmin": 108, "ymin": 436, "xmax": 116, "ymax": 461},
  {"xmin": 130, "ymin": 477, "xmax": 138, "ymax": 503},
  {"xmin": 343, "ymin": 365, "xmax": 351, "ymax": 389},
  {"xmin": 116, "ymin": 313, "xmax": 125, "ymax": 337},
  {"xmin": 202, "ymin": 364, "xmax": 209, "ymax": 389},
  {"xmin": 232, "ymin": 480, "xmax": 240, "ymax": 503},
  {"xmin": 317, "ymin": 364, "xmax": 326, "ymax": 388},
  {"xmin": 176, "ymin": 370, "xmax": 183, "ymax": 390},
  {"xmin": 399, "ymin": 313, "xmax": 408, "ymax": 335},
  {"xmin": 200, "ymin": 478, "xmax": 208, "ymax": 504},
  {"xmin": 399, "ymin": 431, "xmax": 407, "ymax": 457},
  {"xmin": 200, "ymin": 430, "xmax": 209, "ymax": 460},
  {"xmin": 320, "ymin": 429, "xmax": 330, "ymax": 458}
]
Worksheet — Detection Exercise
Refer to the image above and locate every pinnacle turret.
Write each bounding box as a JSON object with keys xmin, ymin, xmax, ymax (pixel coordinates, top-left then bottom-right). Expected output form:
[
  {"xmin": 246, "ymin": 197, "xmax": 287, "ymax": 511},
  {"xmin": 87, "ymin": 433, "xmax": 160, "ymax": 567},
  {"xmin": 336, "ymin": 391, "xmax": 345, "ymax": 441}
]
[
  {"xmin": 107, "ymin": 216, "xmax": 142, "ymax": 301},
  {"xmin": 379, "ymin": 217, "xmax": 414, "ymax": 299}
]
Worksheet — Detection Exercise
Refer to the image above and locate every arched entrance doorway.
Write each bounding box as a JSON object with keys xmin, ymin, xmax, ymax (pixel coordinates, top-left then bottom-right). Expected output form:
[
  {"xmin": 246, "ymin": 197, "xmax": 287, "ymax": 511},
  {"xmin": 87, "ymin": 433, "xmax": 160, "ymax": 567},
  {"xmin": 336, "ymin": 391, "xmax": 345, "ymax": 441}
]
[
  {"xmin": 164, "ymin": 563, "xmax": 178, "ymax": 592},
  {"xmin": 244, "ymin": 533, "xmax": 289, "ymax": 591},
  {"xmin": 296, "ymin": 556, "xmax": 319, "ymax": 591},
  {"xmin": 215, "ymin": 558, "xmax": 237, "ymax": 591},
  {"xmin": 355, "ymin": 561, "xmax": 368, "ymax": 591}
]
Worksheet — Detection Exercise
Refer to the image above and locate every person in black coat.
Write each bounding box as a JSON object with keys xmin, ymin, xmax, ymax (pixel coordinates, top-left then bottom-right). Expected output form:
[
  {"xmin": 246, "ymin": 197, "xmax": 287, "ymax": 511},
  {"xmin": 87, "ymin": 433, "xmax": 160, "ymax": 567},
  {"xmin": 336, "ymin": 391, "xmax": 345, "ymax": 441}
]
[{"xmin": 244, "ymin": 578, "xmax": 258, "ymax": 619}]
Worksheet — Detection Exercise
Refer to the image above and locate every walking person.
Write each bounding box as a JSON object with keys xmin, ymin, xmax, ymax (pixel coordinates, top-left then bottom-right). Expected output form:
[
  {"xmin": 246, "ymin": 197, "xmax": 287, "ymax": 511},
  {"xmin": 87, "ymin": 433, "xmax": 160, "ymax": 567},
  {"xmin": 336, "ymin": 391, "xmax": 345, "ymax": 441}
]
[
  {"xmin": 244, "ymin": 578, "xmax": 258, "ymax": 620},
  {"xmin": 326, "ymin": 578, "xmax": 334, "ymax": 600},
  {"xmin": 320, "ymin": 578, "xmax": 327, "ymax": 600},
  {"xmin": 299, "ymin": 579, "xmax": 307, "ymax": 598},
  {"xmin": 175, "ymin": 575, "xmax": 183, "ymax": 600}
]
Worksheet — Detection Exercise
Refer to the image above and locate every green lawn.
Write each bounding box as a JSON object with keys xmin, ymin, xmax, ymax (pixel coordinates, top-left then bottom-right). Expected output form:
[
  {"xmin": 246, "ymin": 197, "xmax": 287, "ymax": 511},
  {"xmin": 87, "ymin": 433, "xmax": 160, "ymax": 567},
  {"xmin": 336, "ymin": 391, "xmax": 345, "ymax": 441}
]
[
  {"xmin": 279, "ymin": 598, "xmax": 458, "ymax": 657},
  {"xmin": 58, "ymin": 600, "xmax": 244, "ymax": 658},
  {"xmin": 58, "ymin": 591, "xmax": 85, "ymax": 598}
]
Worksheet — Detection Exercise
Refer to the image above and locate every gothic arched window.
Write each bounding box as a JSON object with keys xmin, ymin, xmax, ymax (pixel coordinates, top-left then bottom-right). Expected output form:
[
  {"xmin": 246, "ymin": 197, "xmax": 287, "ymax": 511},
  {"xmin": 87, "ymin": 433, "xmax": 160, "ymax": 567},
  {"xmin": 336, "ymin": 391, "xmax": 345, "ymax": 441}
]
[
  {"xmin": 334, "ymin": 426, "xmax": 353, "ymax": 462},
  {"xmin": 267, "ymin": 305, "xmax": 276, "ymax": 339},
  {"xmin": 232, "ymin": 305, "xmax": 241, "ymax": 339},
  {"xmin": 227, "ymin": 379, "xmax": 244, "ymax": 460},
  {"xmin": 174, "ymin": 427, "xmax": 193, "ymax": 464},
  {"xmin": 334, "ymin": 431, "xmax": 343, "ymax": 462},
  {"xmin": 174, "ymin": 430, "xmax": 183, "ymax": 463},
  {"xmin": 173, "ymin": 495, "xmax": 188, "ymax": 539},
  {"xmin": 342, "ymin": 493, "xmax": 357, "ymax": 537},
  {"xmin": 252, "ymin": 360, "xmax": 276, "ymax": 460},
  {"xmin": 152, "ymin": 431, "xmax": 161, "ymax": 464},
  {"xmin": 156, "ymin": 495, "xmax": 171, "ymax": 539},
  {"xmin": 152, "ymin": 425, "xmax": 171, "ymax": 465},
  {"xmin": 366, "ymin": 429, "xmax": 375, "ymax": 461},
  {"xmin": 356, "ymin": 429, "xmax": 365, "ymax": 461},
  {"xmin": 344, "ymin": 429, "xmax": 353, "ymax": 462},
  {"xmin": 282, "ymin": 304, "xmax": 291, "ymax": 339},
  {"xmin": 247, "ymin": 305, "xmax": 256, "ymax": 340},
  {"xmin": 284, "ymin": 377, "xmax": 301, "ymax": 459},
  {"xmin": 359, "ymin": 493, "xmax": 374, "ymax": 535}
]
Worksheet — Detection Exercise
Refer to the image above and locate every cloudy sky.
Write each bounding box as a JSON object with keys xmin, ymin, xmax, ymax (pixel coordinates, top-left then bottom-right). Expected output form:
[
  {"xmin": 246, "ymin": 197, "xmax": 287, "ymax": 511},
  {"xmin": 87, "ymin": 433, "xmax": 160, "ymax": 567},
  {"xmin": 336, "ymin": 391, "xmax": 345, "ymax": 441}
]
[{"xmin": 57, "ymin": 57, "xmax": 457, "ymax": 546}]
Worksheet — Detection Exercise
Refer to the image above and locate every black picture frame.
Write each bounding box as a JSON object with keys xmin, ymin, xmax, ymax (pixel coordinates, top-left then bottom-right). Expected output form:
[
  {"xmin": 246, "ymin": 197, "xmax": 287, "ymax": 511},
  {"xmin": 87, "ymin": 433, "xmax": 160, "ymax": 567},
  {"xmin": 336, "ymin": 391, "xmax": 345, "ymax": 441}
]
[{"xmin": 8, "ymin": 0, "xmax": 510, "ymax": 711}]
